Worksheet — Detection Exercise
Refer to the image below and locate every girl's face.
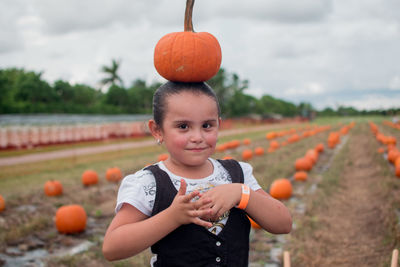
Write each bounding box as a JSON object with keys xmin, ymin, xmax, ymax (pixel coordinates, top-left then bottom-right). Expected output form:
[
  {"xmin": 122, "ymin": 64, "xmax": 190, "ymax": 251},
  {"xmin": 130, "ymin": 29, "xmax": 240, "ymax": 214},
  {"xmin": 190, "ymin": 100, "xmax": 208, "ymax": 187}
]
[{"xmin": 159, "ymin": 91, "xmax": 220, "ymax": 169}]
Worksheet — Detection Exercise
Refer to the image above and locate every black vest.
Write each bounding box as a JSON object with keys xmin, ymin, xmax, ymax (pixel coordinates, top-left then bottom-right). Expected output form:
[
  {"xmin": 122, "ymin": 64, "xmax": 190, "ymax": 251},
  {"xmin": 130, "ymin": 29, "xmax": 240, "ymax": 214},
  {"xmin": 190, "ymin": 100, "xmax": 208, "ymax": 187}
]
[{"xmin": 144, "ymin": 159, "xmax": 250, "ymax": 267}]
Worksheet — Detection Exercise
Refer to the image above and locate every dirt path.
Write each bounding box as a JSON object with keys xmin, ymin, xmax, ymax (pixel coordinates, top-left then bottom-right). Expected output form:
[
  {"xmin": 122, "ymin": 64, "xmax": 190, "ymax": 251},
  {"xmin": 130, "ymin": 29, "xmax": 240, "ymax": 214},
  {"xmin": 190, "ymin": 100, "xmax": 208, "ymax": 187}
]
[
  {"xmin": 0, "ymin": 123, "xmax": 298, "ymax": 167},
  {"xmin": 291, "ymin": 124, "xmax": 394, "ymax": 266}
]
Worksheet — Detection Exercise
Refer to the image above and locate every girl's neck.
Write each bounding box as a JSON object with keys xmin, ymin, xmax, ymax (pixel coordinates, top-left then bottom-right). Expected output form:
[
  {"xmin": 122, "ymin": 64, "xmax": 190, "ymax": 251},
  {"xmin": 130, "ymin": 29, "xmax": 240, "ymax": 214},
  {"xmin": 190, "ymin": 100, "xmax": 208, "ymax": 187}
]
[{"xmin": 163, "ymin": 158, "xmax": 214, "ymax": 179}]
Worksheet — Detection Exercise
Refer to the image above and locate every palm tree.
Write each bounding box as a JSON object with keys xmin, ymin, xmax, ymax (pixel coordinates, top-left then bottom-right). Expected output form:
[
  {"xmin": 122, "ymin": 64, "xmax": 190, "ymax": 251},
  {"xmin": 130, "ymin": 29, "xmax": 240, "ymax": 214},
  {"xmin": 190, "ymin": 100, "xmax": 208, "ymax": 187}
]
[{"xmin": 100, "ymin": 59, "xmax": 124, "ymax": 88}]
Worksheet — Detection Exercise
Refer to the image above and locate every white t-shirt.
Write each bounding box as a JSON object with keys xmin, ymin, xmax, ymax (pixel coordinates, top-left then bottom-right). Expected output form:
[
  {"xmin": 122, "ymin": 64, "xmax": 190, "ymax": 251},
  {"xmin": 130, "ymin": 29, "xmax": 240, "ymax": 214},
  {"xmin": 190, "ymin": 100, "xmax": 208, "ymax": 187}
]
[{"xmin": 116, "ymin": 158, "xmax": 261, "ymax": 235}]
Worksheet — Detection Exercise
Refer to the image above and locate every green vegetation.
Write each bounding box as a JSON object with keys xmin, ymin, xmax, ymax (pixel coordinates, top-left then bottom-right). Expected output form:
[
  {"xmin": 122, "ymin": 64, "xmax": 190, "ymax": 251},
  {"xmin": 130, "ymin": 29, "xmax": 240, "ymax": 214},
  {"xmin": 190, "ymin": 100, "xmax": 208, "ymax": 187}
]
[
  {"xmin": 2, "ymin": 61, "xmax": 399, "ymax": 118},
  {"xmin": 0, "ymin": 60, "xmax": 316, "ymax": 118}
]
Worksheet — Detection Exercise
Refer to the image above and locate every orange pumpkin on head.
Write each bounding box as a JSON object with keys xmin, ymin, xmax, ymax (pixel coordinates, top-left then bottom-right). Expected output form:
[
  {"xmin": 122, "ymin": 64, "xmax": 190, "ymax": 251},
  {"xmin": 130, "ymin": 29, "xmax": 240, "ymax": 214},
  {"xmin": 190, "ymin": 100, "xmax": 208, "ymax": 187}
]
[{"xmin": 154, "ymin": 0, "xmax": 221, "ymax": 82}]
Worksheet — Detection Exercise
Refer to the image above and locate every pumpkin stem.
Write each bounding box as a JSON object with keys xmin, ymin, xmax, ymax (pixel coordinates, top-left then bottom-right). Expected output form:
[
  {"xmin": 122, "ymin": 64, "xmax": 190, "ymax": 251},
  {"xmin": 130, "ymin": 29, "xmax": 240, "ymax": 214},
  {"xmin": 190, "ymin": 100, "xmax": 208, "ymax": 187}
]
[{"xmin": 184, "ymin": 0, "xmax": 195, "ymax": 32}]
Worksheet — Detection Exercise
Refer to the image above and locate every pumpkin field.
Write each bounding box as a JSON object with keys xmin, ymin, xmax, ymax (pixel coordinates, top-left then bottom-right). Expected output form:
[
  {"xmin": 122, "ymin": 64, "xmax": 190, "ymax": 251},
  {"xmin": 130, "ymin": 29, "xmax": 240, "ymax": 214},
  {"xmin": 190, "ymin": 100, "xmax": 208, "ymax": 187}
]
[{"xmin": 1, "ymin": 117, "xmax": 400, "ymax": 267}]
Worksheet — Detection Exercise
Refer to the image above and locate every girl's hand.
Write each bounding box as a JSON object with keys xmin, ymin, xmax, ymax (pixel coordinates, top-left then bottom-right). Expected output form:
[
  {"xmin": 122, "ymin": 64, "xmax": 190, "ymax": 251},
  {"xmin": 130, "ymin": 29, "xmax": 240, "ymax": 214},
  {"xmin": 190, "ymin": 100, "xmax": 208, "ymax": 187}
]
[
  {"xmin": 169, "ymin": 179, "xmax": 213, "ymax": 228},
  {"xmin": 198, "ymin": 183, "xmax": 242, "ymax": 222}
]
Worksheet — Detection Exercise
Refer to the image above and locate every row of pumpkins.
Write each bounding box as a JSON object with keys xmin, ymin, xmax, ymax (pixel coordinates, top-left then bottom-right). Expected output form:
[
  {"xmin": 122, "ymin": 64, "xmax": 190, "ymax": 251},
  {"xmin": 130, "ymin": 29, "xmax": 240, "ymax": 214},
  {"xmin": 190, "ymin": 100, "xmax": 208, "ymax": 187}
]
[
  {"xmin": 370, "ymin": 122, "xmax": 400, "ymax": 177},
  {"xmin": 259, "ymin": 123, "xmax": 354, "ymax": 228},
  {"xmin": 219, "ymin": 124, "xmax": 352, "ymax": 229},
  {"xmin": 0, "ymin": 167, "xmax": 124, "ymax": 234},
  {"xmin": 215, "ymin": 125, "xmax": 333, "ymax": 162}
]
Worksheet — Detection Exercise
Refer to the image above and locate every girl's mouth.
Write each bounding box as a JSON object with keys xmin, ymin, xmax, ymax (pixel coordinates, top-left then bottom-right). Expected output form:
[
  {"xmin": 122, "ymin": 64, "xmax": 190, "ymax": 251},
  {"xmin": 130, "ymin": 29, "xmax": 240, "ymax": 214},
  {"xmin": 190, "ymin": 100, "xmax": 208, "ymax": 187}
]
[{"xmin": 188, "ymin": 147, "xmax": 207, "ymax": 152}]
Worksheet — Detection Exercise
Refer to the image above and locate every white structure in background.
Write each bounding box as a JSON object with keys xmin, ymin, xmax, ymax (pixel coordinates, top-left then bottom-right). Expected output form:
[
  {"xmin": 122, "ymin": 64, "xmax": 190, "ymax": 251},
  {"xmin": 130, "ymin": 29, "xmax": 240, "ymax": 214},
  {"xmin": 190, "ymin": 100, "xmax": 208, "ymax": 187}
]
[{"xmin": 0, "ymin": 121, "xmax": 149, "ymax": 150}]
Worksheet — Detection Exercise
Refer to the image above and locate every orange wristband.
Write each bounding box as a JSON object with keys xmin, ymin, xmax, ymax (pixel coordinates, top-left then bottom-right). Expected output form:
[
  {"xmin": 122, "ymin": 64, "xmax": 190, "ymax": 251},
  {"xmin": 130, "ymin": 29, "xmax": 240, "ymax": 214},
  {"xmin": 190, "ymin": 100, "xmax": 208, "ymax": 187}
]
[{"xmin": 236, "ymin": 184, "xmax": 250, "ymax": 210}]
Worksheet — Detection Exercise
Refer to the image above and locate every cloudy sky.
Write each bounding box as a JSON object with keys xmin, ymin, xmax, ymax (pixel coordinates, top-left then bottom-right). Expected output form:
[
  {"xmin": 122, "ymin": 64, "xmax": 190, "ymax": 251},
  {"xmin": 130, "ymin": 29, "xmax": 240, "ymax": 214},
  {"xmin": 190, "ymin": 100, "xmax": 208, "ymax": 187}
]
[{"xmin": 1, "ymin": 0, "xmax": 400, "ymax": 111}]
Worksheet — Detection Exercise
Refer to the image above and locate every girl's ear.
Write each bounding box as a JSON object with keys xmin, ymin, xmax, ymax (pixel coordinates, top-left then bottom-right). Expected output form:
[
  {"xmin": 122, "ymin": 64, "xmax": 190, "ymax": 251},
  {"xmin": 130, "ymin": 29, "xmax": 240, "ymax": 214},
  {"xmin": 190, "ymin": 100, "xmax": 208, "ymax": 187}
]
[
  {"xmin": 148, "ymin": 120, "xmax": 163, "ymax": 142},
  {"xmin": 218, "ymin": 117, "xmax": 222, "ymax": 128}
]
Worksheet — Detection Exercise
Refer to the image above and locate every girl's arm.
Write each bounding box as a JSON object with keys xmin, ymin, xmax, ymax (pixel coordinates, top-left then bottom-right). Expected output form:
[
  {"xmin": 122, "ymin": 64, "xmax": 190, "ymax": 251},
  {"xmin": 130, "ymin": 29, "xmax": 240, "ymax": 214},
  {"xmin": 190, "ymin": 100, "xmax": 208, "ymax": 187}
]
[
  {"xmin": 102, "ymin": 179, "xmax": 213, "ymax": 261},
  {"xmin": 245, "ymin": 188, "xmax": 292, "ymax": 234},
  {"xmin": 199, "ymin": 184, "xmax": 292, "ymax": 234}
]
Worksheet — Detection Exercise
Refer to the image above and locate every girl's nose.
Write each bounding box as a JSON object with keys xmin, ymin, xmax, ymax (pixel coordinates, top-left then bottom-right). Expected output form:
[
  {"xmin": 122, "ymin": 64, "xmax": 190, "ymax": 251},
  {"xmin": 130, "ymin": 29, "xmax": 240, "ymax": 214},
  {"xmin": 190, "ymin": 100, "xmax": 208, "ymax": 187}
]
[{"xmin": 190, "ymin": 129, "xmax": 203, "ymax": 142}]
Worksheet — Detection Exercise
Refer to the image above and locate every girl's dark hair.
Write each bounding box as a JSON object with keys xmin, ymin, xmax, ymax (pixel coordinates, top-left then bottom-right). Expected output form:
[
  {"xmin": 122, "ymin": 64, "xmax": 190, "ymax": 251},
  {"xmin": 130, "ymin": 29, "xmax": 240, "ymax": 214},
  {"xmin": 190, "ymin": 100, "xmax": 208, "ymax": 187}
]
[{"xmin": 152, "ymin": 81, "xmax": 220, "ymax": 126}]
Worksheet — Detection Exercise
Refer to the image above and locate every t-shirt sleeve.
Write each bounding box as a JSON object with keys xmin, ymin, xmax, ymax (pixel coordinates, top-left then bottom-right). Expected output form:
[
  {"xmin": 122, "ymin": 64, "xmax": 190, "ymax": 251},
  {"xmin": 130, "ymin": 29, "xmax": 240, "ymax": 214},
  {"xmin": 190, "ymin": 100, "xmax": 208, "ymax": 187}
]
[
  {"xmin": 115, "ymin": 169, "xmax": 156, "ymax": 216},
  {"xmin": 239, "ymin": 161, "xmax": 262, "ymax": 191}
]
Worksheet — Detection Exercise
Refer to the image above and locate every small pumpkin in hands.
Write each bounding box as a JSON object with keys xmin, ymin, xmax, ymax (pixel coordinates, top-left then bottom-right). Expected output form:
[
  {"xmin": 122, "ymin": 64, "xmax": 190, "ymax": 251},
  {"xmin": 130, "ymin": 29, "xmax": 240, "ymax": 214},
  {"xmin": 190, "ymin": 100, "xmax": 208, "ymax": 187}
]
[
  {"xmin": 154, "ymin": 0, "xmax": 221, "ymax": 82},
  {"xmin": 44, "ymin": 180, "xmax": 63, "ymax": 196},
  {"xmin": 55, "ymin": 204, "xmax": 87, "ymax": 234}
]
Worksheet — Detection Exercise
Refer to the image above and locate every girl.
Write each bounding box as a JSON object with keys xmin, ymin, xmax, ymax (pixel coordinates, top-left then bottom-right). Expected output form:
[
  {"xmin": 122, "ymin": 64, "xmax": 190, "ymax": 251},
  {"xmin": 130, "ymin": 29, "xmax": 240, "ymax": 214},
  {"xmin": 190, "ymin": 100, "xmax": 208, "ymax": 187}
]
[{"xmin": 103, "ymin": 82, "xmax": 292, "ymax": 266}]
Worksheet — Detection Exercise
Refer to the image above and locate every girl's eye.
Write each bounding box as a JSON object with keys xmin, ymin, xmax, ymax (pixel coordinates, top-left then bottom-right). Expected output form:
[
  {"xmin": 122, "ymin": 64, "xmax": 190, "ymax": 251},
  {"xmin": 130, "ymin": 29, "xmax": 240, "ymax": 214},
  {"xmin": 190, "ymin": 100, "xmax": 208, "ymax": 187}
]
[
  {"xmin": 203, "ymin": 123, "xmax": 212, "ymax": 129},
  {"xmin": 178, "ymin": 124, "xmax": 188, "ymax": 129}
]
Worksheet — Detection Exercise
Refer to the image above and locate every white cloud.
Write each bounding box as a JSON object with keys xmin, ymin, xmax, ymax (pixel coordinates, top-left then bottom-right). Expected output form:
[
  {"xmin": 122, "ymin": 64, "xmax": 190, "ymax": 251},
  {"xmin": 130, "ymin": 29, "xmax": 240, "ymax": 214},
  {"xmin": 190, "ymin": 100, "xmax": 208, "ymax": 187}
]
[
  {"xmin": 341, "ymin": 94, "xmax": 400, "ymax": 110},
  {"xmin": 389, "ymin": 76, "xmax": 400, "ymax": 90},
  {"xmin": 0, "ymin": 0, "xmax": 400, "ymax": 110},
  {"xmin": 284, "ymin": 82, "xmax": 326, "ymax": 96}
]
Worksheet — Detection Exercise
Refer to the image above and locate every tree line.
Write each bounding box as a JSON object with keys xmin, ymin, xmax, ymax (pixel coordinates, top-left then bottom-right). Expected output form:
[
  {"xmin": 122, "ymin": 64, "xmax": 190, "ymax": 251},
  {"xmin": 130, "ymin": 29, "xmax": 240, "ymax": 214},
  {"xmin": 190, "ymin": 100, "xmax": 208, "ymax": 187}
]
[{"xmin": 0, "ymin": 60, "xmax": 398, "ymax": 118}]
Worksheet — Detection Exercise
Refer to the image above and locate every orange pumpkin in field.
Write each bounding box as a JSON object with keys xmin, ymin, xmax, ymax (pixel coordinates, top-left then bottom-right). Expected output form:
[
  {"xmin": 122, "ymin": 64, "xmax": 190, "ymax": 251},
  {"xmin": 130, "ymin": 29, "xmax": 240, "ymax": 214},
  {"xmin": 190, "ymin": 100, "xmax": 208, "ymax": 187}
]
[
  {"xmin": 269, "ymin": 140, "xmax": 280, "ymax": 150},
  {"xmin": 269, "ymin": 178, "xmax": 292, "ymax": 200},
  {"xmin": 294, "ymin": 171, "xmax": 308, "ymax": 181},
  {"xmin": 377, "ymin": 147, "xmax": 385, "ymax": 154},
  {"xmin": 305, "ymin": 149, "xmax": 318, "ymax": 165},
  {"xmin": 242, "ymin": 149, "xmax": 253, "ymax": 161},
  {"xmin": 254, "ymin": 147, "xmax": 264, "ymax": 156},
  {"xmin": 216, "ymin": 144, "xmax": 227, "ymax": 152},
  {"xmin": 227, "ymin": 140, "xmax": 240, "ymax": 149},
  {"xmin": 396, "ymin": 165, "xmax": 400, "ymax": 178},
  {"xmin": 287, "ymin": 134, "xmax": 300, "ymax": 144},
  {"xmin": 242, "ymin": 138, "xmax": 251, "ymax": 145},
  {"xmin": 395, "ymin": 157, "xmax": 400, "ymax": 168},
  {"xmin": 153, "ymin": 0, "xmax": 221, "ymax": 82},
  {"xmin": 315, "ymin": 143, "xmax": 324, "ymax": 153},
  {"xmin": 0, "ymin": 195, "xmax": 5, "ymax": 212},
  {"xmin": 106, "ymin": 167, "xmax": 123, "ymax": 182},
  {"xmin": 247, "ymin": 215, "xmax": 261, "ymax": 229},
  {"xmin": 55, "ymin": 204, "xmax": 87, "ymax": 234},
  {"xmin": 388, "ymin": 149, "xmax": 400, "ymax": 164},
  {"xmin": 81, "ymin": 170, "xmax": 99, "ymax": 186},
  {"xmin": 295, "ymin": 157, "xmax": 312, "ymax": 171},
  {"xmin": 44, "ymin": 180, "xmax": 63, "ymax": 196},
  {"xmin": 266, "ymin": 132, "xmax": 277, "ymax": 140},
  {"xmin": 158, "ymin": 153, "xmax": 169, "ymax": 161},
  {"xmin": 222, "ymin": 155, "xmax": 233, "ymax": 160}
]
